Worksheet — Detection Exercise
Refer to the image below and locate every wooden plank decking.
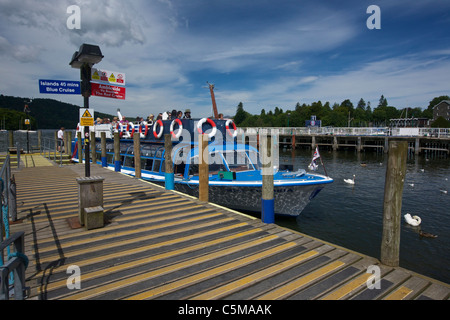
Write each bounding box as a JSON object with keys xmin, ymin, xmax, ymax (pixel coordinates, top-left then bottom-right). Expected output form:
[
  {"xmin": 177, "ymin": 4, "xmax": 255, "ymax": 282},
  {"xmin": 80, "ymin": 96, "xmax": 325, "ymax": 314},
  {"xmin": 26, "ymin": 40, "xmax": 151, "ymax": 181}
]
[{"xmin": 8, "ymin": 157, "xmax": 450, "ymax": 300}]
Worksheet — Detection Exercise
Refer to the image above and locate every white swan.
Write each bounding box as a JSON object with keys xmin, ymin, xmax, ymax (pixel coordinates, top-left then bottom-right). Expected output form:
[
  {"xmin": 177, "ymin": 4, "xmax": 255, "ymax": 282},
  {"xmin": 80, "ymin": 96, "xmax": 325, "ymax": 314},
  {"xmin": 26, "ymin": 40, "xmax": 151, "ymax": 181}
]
[
  {"xmin": 344, "ymin": 175, "xmax": 355, "ymax": 185},
  {"xmin": 404, "ymin": 213, "xmax": 422, "ymax": 226}
]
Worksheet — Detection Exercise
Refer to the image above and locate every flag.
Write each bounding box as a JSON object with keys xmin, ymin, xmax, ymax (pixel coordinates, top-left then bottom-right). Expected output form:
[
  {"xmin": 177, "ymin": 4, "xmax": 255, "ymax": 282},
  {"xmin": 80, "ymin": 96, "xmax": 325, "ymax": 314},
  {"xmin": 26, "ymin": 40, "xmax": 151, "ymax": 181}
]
[
  {"xmin": 312, "ymin": 147, "xmax": 320, "ymax": 161},
  {"xmin": 308, "ymin": 147, "xmax": 320, "ymax": 171}
]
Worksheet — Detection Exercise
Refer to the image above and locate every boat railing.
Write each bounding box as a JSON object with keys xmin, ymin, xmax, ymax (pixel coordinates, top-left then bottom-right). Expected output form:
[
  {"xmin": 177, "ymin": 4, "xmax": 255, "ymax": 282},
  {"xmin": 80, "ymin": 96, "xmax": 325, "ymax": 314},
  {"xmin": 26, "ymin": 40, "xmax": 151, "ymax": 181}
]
[{"xmin": 238, "ymin": 127, "xmax": 450, "ymax": 138}]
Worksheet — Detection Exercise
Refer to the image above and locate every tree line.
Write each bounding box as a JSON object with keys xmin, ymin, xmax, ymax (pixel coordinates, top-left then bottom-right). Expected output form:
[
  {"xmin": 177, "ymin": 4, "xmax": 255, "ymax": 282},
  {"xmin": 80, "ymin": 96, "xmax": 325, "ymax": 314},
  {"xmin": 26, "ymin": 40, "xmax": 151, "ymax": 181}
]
[
  {"xmin": 233, "ymin": 95, "xmax": 450, "ymax": 128},
  {"xmin": 0, "ymin": 95, "xmax": 114, "ymax": 130}
]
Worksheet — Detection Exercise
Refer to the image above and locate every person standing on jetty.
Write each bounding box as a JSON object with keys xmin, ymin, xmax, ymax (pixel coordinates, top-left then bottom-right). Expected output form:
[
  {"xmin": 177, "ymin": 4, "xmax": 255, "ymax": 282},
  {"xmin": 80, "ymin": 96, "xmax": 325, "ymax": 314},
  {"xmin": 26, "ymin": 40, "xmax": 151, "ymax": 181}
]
[{"xmin": 57, "ymin": 127, "xmax": 64, "ymax": 152}]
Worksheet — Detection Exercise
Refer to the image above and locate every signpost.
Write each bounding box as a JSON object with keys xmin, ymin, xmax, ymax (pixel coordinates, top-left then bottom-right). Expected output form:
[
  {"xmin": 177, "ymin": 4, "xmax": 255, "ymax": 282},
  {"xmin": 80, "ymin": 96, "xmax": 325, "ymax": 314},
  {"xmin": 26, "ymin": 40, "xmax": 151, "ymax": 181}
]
[
  {"xmin": 91, "ymin": 82, "xmax": 126, "ymax": 100},
  {"xmin": 39, "ymin": 79, "xmax": 81, "ymax": 95},
  {"xmin": 91, "ymin": 68, "xmax": 126, "ymax": 100},
  {"xmin": 91, "ymin": 68, "xmax": 126, "ymax": 85}
]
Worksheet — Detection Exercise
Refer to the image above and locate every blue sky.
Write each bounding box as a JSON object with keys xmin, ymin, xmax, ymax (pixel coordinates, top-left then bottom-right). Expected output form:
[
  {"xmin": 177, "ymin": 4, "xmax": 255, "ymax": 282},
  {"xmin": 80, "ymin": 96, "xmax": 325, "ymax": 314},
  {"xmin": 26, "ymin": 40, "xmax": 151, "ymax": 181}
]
[{"xmin": 1, "ymin": 0, "xmax": 449, "ymax": 119}]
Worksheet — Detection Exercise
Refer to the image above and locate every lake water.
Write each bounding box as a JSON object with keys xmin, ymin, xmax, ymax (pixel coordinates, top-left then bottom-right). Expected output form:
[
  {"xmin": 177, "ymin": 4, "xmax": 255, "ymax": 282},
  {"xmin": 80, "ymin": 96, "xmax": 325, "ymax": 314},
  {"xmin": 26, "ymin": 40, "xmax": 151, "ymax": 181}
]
[
  {"xmin": 1, "ymin": 130, "xmax": 449, "ymax": 284},
  {"xmin": 273, "ymin": 148, "xmax": 450, "ymax": 285},
  {"xmin": 0, "ymin": 129, "xmax": 76, "ymax": 153}
]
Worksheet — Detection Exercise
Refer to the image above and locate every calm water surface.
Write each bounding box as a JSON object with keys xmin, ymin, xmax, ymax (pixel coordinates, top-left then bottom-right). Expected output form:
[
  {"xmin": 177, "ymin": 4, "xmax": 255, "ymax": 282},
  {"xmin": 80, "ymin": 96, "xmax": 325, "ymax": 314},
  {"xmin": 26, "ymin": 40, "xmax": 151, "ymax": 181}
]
[{"xmin": 273, "ymin": 148, "xmax": 450, "ymax": 285}]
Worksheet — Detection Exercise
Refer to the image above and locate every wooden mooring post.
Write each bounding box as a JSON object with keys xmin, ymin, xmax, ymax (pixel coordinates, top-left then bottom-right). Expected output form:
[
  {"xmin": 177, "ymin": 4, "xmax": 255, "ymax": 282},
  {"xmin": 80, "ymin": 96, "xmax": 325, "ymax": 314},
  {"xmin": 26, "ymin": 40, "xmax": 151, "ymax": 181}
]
[
  {"xmin": 164, "ymin": 134, "xmax": 174, "ymax": 190},
  {"xmin": 134, "ymin": 133, "xmax": 141, "ymax": 179},
  {"xmin": 199, "ymin": 134, "xmax": 209, "ymax": 202},
  {"xmin": 381, "ymin": 140, "xmax": 408, "ymax": 267},
  {"xmin": 101, "ymin": 132, "xmax": 107, "ymax": 167},
  {"xmin": 261, "ymin": 133, "xmax": 275, "ymax": 224},
  {"xmin": 114, "ymin": 132, "xmax": 121, "ymax": 172}
]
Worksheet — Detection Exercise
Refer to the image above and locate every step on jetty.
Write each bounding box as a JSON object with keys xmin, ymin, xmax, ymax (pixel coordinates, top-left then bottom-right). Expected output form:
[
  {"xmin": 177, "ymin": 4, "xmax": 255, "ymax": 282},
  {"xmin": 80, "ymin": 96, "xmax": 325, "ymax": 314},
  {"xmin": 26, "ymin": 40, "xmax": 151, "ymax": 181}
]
[{"xmin": 4, "ymin": 161, "xmax": 449, "ymax": 300}]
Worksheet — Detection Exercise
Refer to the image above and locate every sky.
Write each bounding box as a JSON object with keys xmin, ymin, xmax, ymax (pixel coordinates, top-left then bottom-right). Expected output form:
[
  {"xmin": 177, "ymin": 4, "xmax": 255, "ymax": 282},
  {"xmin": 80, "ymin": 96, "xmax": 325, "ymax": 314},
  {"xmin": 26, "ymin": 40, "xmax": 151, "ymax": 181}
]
[{"xmin": 1, "ymin": 0, "xmax": 450, "ymax": 120}]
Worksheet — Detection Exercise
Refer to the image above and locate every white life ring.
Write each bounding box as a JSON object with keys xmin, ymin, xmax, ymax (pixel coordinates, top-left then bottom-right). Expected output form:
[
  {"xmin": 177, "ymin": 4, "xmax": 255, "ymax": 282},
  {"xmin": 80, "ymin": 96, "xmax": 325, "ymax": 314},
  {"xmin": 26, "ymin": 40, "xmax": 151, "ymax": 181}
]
[
  {"xmin": 197, "ymin": 118, "xmax": 217, "ymax": 138},
  {"xmin": 139, "ymin": 123, "xmax": 149, "ymax": 138},
  {"xmin": 153, "ymin": 120, "xmax": 164, "ymax": 138},
  {"xmin": 119, "ymin": 123, "xmax": 130, "ymax": 138},
  {"xmin": 170, "ymin": 119, "xmax": 183, "ymax": 139},
  {"xmin": 127, "ymin": 122, "xmax": 135, "ymax": 138},
  {"xmin": 225, "ymin": 119, "xmax": 237, "ymax": 138}
]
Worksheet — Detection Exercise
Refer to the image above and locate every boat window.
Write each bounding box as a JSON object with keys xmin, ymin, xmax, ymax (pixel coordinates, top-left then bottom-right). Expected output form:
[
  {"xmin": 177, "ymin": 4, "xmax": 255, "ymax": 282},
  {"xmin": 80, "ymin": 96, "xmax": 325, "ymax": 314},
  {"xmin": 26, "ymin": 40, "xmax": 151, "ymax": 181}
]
[
  {"xmin": 142, "ymin": 158, "xmax": 153, "ymax": 171},
  {"xmin": 187, "ymin": 154, "xmax": 226, "ymax": 176},
  {"xmin": 106, "ymin": 143, "xmax": 114, "ymax": 153},
  {"xmin": 124, "ymin": 156, "xmax": 134, "ymax": 167},
  {"xmin": 161, "ymin": 160, "xmax": 165, "ymax": 173},
  {"xmin": 155, "ymin": 147, "xmax": 164, "ymax": 158},
  {"xmin": 107, "ymin": 154, "xmax": 114, "ymax": 164},
  {"xmin": 209, "ymin": 152, "xmax": 227, "ymax": 174},
  {"xmin": 223, "ymin": 151, "xmax": 254, "ymax": 172},
  {"xmin": 153, "ymin": 159, "xmax": 162, "ymax": 172}
]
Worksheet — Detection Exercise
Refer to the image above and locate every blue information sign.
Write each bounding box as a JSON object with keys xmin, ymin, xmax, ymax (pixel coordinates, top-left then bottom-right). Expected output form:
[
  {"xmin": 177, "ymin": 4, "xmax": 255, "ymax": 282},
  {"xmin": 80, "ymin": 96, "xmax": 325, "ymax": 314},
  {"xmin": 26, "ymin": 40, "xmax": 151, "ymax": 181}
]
[{"xmin": 39, "ymin": 79, "xmax": 81, "ymax": 95}]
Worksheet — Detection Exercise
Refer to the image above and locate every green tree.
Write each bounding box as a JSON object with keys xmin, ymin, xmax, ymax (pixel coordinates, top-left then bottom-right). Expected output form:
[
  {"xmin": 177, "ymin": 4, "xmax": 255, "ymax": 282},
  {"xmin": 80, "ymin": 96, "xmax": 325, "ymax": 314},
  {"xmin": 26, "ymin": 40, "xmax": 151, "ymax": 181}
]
[
  {"xmin": 431, "ymin": 116, "xmax": 450, "ymax": 128},
  {"xmin": 234, "ymin": 102, "xmax": 249, "ymax": 125}
]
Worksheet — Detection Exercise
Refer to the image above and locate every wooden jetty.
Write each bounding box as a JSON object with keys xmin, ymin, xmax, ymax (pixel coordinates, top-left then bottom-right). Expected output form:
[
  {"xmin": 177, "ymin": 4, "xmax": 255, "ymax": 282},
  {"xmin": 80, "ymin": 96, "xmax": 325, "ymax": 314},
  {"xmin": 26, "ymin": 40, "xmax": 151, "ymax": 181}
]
[{"xmin": 8, "ymin": 158, "xmax": 450, "ymax": 300}]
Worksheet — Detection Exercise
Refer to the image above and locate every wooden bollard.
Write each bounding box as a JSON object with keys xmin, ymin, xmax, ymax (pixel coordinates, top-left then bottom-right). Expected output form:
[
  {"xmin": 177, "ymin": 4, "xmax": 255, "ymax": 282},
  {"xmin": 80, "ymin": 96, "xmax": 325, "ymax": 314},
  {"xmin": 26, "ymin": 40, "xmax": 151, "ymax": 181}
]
[
  {"xmin": 101, "ymin": 132, "xmax": 107, "ymax": 167},
  {"xmin": 77, "ymin": 131, "xmax": 82, "ymax": 163},
  {"xmin": 134, "ymin": 132, "xmax": 141, "ymax": 178},
  {"xmin": 66, "ymin": 131, "xmax": 72, "ymax": 155},
  {"xmin": 380, "ymin": 140, "xmax": 408, "ymax": 267},
  {"xmin": 164, "ymin": 134, "xmax": 174, "ymax": 190},
  {"xmin": 261, "ymin": 134, "xmax": 274, "ymax": 223},
  {"xmin": 199, "ymin": 134, "xmax": 209, "ymax": 202},
  {"xmin": 114, "ymin": 132, "xmax": 121, "ymax": 172}
]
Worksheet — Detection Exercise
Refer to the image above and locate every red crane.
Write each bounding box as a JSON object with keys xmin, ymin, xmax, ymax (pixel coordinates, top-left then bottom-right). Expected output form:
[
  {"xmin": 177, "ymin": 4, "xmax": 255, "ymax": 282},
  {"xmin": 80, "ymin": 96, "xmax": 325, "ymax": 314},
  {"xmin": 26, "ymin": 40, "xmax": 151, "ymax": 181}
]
[{"xmin": 207, "ymin": 81, "xmax": 219, "ymax": 119}]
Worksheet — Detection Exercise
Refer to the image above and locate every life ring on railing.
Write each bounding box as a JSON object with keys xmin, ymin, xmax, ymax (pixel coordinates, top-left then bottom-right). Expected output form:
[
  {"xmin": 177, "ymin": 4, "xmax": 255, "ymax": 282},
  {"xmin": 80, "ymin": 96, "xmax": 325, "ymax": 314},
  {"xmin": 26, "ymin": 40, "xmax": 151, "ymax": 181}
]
[
  {"xmin": 153, "ymin": 120, "xmax": 164, "ymax": 138},
  {"xmin": 170, "ymin": 118, "xmax": 183, "ymax": 139},
  {"xmin": 127, "ymin": 122, "xmax": 135, "ymax": 138},
  {"xmin": 197, "ymin": 118, "xmax": 217, "ymax": 138},
  {"xmin": 139, "ymin": 123, "xmax": 149, "ymax": 138},
  {"xmin": 225, "ymin": 119, "xmax": 237, "ymax": 138}
]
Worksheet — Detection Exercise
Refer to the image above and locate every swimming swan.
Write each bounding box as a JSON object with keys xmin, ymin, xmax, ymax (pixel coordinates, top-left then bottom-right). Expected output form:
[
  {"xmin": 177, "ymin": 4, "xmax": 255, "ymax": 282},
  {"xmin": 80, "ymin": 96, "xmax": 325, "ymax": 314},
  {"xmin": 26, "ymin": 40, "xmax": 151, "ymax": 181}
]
[
  {"xmin": 404, "ymin": 213, "xmax": 422, "ymax": 226},
  {"xmin": 344, "ymin": 175, "xmax": 355, "ymax": 185}
]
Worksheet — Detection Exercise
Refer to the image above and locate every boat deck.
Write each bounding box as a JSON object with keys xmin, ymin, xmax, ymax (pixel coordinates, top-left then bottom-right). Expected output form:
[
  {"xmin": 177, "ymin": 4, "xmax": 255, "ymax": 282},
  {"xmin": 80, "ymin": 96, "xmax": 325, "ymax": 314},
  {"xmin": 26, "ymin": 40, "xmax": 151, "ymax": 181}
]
[{"xmin": 7, "ymin": 158, "xmax": 450, "ymax": 300}]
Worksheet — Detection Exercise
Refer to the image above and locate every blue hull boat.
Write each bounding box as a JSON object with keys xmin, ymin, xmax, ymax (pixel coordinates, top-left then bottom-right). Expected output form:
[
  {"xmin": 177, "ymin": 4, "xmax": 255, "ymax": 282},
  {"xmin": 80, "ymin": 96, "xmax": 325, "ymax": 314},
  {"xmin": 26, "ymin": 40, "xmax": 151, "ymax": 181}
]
[{"xmin": 72, "ymin": 118, "xmax": 333, "ymax": 216}]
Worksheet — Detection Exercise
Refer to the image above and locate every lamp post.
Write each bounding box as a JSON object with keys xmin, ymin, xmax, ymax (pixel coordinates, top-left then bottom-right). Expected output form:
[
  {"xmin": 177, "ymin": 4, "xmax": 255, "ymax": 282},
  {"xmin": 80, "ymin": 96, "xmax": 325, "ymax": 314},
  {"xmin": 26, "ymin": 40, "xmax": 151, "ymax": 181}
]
[{"xmin": 69, "ymin": 44, "xmax": 103, "ymax": 177}]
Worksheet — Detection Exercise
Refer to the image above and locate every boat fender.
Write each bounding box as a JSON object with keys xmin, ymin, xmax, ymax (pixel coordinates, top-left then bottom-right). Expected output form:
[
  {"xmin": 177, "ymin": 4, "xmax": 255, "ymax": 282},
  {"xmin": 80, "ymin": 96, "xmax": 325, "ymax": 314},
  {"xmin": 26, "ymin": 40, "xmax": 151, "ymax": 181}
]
[
  {"xmin": 197, "ymin": 118, "xmax": 217, "ymax": 138},
  {"xmin": 139, "ymin": 123, "xmax": 149, "ymax": 138},
  {"xmin": 153, "ymin": 119, "xmax": 164, "ymax": 139},
  {"xmin": 225, "ymin": 119, "xmax": 237, "ymax": 138},
  {"xmin": 170, "ymin": 119, "xmax": 183, "ymax": 139}
]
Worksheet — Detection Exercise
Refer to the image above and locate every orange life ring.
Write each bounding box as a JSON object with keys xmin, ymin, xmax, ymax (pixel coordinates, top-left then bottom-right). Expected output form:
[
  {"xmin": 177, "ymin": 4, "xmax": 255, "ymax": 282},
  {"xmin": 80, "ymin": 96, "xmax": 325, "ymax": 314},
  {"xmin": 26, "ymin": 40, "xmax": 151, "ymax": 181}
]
[
  {"xmin": 197, "ymin": 118, "xmax": 217, "ymax": 138},
  {"xmin": 225, "ymin": 119, "xmax": 237, "ymax": 138},
  {"xmin": 139, "ymin": 124, "xmax": 148, "ymax": 137},
  {"xmin": 153, "ymin": 120, "xmax": 164, "ymax": 138},
  {"xmin": 170, "ymin": 119, "xmax": 183, "ymax": 139}
]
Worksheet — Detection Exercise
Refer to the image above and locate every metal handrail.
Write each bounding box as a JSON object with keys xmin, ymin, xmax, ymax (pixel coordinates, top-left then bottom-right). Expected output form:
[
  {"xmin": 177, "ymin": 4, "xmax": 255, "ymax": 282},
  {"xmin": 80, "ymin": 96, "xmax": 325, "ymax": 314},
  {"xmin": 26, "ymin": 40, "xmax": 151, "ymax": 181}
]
[{"xmin": 41, "ymin": 137, "xmax": 64, "ymax": 167}]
